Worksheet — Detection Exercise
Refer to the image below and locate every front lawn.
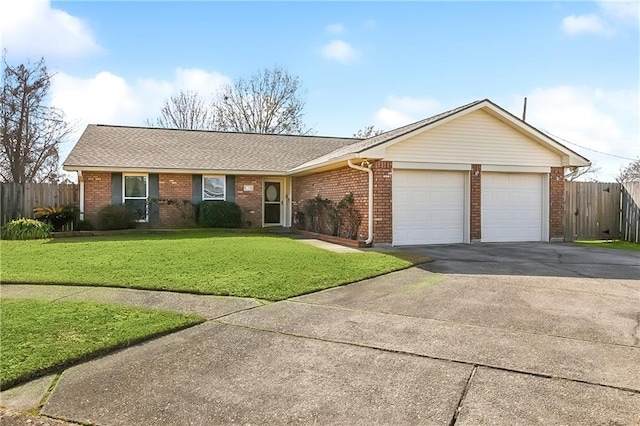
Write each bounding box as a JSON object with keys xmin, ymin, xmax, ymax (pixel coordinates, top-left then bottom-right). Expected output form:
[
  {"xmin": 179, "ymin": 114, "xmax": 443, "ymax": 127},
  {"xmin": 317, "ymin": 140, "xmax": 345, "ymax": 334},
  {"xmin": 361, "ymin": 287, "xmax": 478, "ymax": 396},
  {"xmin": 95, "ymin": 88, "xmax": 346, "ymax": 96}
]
[
  {"xmin": 575, "ymin": 239, "xmax": 640, "ymax": 252},
  {"xmin": 0, "ymin": 231, "xmax": 413, "ymax": 300},
  {"xmin": 0, "ymin": 298, "xmax": 204, "ymax": 388}
]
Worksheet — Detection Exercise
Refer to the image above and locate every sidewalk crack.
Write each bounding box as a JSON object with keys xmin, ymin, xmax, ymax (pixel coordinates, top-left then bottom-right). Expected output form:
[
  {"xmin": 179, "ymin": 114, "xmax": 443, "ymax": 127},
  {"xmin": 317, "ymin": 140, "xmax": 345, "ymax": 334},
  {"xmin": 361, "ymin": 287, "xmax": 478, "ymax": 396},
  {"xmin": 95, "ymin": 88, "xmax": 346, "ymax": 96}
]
[{"xmin": 449, "ymin": 365, "xmax": 478, "ymax": 426}]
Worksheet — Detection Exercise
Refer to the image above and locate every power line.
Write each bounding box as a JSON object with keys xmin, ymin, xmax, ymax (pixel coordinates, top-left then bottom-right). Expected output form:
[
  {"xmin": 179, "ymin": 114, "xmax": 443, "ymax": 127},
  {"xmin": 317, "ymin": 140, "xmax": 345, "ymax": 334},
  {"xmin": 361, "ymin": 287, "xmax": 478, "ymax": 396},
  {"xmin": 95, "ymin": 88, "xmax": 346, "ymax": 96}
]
[{"xmin": 542, "ymin": 129, "xmax": 638, "ymax": 161}]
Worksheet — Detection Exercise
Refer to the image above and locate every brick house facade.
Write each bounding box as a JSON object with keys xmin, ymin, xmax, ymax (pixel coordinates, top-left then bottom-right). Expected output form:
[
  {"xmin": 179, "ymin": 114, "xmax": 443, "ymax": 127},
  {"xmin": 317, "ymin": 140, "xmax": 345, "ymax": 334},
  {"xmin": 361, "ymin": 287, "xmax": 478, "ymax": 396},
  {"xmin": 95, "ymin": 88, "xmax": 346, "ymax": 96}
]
[{"xmin": 69, "ymin": 100, "xmax": 589, "ymax": 244}]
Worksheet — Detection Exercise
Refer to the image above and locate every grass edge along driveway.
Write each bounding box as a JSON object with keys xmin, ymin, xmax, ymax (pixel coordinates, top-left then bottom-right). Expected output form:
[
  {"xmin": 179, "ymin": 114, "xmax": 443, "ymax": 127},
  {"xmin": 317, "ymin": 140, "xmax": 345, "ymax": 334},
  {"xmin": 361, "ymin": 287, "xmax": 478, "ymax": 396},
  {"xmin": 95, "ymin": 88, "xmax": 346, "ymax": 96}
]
[
  {"xmin": 0, "ymin": 298, "xmax": 204, "ymax": 389},
  {"xmin": 575, "ymin": 239, "xmax": 640, "ymax": 252},
  {"xmin": 0, "ymin": 231, "xmax": 415, "ymax": 301}
]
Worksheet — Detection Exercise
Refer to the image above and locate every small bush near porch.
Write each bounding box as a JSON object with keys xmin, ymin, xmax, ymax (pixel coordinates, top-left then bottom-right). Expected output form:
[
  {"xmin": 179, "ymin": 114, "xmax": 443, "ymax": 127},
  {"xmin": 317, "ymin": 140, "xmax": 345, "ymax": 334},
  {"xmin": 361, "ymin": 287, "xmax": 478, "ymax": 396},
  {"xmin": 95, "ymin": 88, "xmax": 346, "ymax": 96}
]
[{"xmin": 0, "ymin": 231, "xmax": 412, "ymax": 301}]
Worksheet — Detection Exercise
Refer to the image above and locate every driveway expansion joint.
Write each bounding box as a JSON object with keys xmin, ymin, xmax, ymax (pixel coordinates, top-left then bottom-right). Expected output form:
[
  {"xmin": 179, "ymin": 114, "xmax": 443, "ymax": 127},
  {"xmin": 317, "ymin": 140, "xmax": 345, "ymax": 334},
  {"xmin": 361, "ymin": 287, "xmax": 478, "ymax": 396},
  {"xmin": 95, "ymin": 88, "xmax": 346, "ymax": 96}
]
[
  {"xmin": 216, "ymin": 320, "xmax": 640, "ymax": 395},
  {"xmin": 284, "ymin": 299, "xmax": 640, "ymax": 350}
]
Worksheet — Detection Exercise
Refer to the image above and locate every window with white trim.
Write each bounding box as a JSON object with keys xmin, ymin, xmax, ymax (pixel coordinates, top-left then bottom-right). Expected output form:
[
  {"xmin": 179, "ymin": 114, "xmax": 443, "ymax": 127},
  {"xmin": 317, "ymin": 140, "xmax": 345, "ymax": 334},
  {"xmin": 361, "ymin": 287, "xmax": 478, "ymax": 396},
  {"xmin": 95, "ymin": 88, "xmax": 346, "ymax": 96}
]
[
  {"xmin": 203, "ymin": 175, "xmax": 225, "ymax": 201},
  {"xmin": 123, "ymin": 174, "xmax": 148, "ymax": 221}
]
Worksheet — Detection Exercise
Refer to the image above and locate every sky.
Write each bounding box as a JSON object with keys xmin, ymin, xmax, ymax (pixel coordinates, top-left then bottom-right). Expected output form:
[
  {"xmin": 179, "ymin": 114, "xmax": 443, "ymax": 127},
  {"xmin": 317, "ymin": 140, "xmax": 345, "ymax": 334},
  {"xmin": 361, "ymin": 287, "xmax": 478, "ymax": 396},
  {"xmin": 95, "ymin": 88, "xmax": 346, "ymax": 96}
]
[{"xmin": 1, "ymin": 0, "xmax": 638, "ymax": 182}]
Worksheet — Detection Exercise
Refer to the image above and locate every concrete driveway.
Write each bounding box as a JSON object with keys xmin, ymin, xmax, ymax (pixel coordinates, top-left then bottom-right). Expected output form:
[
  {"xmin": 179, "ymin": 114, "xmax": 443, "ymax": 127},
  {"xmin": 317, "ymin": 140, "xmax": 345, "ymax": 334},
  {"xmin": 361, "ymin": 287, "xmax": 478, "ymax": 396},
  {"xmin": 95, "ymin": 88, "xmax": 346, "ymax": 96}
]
[{"xmin": 12, "ymin": 243, "xmax": 640, "ymax": 425}]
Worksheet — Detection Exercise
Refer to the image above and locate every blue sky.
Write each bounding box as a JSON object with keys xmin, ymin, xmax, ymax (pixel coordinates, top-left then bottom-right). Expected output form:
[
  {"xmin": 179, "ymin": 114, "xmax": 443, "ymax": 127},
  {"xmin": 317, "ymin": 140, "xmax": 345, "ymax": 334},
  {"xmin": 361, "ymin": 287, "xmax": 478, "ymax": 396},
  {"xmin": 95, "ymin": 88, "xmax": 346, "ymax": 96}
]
[{"xmin": 2, "ymin": 1, "xmax": 638, "ymax": 181}]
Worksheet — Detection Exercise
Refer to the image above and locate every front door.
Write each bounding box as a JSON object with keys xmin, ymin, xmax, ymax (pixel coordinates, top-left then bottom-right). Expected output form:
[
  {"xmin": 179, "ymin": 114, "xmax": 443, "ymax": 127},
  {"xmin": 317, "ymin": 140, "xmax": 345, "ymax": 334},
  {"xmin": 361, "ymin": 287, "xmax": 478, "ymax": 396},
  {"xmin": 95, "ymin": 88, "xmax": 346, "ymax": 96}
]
[{"xmin": 264, "ymin": 181, "xmax": 282, "ymax": 226}]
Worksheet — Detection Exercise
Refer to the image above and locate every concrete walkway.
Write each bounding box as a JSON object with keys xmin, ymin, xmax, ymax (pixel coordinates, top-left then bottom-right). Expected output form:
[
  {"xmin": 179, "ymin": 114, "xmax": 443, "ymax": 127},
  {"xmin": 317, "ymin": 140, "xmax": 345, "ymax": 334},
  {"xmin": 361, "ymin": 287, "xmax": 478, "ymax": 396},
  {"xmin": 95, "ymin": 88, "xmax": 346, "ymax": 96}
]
[{"xmin": 1, "ymin": 243, "xmax": 639, "ymax": 425}]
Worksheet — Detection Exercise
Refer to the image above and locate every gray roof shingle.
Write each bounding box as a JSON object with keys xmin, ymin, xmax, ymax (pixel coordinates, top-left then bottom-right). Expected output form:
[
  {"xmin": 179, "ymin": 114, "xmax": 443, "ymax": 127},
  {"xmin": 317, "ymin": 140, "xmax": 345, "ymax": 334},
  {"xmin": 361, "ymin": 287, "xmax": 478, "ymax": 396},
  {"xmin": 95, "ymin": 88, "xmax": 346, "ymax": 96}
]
[{"xmin": 64, "ymin": 125, "xmax": 360, "ymax": 172}]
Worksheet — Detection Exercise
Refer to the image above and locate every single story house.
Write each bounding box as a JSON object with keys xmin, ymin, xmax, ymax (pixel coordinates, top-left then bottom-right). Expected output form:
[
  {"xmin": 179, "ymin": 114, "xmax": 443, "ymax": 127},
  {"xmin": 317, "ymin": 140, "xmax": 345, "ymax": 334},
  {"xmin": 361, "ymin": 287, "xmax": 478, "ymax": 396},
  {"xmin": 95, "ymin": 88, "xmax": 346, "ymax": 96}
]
[{"xmin": 63, "ymin": 99, "xmax": 590, "ymax": 245}]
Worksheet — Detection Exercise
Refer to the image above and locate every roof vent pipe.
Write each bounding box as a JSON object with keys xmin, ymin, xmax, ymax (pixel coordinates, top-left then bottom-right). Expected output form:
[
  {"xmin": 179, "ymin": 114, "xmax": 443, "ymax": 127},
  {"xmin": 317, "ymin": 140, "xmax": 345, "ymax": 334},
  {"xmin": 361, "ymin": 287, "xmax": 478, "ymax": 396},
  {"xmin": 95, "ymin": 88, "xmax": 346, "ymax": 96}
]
[{"xmin": 347, "ymin": 159, "xmax": 374, "ymax": 245}]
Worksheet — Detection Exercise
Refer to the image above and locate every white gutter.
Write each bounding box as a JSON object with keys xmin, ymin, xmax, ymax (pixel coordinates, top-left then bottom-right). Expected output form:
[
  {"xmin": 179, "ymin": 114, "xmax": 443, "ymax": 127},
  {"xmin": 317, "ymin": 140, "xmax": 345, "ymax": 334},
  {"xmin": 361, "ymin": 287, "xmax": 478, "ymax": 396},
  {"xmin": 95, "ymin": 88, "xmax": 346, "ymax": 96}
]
[
  {"xmin": 78, "ymin": 170, "xmax": 85, "ymax": 221},
  {"xmin": 347, "ymin": 159, "xmax": 374, "ymax": 245}
]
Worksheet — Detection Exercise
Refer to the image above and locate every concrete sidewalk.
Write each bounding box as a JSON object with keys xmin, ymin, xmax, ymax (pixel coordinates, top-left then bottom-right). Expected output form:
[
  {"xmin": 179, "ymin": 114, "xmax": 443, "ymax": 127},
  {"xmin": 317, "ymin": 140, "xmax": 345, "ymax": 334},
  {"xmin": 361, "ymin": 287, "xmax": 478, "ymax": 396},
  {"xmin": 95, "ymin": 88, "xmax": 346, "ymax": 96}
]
[
  {"xmin": 2, "ymin": 243, "xmax": 640, "ymax": 425},
  {"xmin": 1, "ymin": 284, "xmax": 260, "ymax": 319}
]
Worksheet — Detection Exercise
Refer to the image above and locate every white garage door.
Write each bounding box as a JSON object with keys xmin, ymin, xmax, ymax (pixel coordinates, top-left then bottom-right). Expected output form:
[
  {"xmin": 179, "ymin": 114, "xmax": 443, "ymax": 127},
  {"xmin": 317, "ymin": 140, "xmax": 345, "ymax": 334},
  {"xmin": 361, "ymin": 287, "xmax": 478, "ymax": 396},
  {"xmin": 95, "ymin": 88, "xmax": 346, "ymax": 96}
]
[
  {"xmin": 393, "ymin": 170, "xmax": 465, "ymax": 245},
  {"xmin": 482, "ymin": 173, "xmax": 543, "ymax": 242}
]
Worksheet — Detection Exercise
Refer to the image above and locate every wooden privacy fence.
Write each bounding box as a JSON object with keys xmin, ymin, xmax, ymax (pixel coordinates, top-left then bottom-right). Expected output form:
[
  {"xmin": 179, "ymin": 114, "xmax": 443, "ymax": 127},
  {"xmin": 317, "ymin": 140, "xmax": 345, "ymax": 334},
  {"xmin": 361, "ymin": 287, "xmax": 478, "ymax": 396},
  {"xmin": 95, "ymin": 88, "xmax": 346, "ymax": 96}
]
[
  {"xmin": 0, "ymin": 183, "xmax": 78, "ymax": 226},
  {"xmin": 564, "ymin": 181, "xmax": 640, "ymax": 243},
  {"xmin": 620, "ymin": 182, "xmax": 640, "ymax": 244}
]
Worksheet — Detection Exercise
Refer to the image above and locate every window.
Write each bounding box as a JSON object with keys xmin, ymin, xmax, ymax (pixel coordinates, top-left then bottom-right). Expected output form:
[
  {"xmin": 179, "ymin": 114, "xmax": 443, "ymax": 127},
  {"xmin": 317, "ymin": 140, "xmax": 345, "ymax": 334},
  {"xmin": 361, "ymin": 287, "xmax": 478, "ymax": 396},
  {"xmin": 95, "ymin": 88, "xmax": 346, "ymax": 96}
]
[
  {"xmin": 203, "ymin": 175, "xmax": 225, "ymax": 201},
  {"xmin": 123, "ymin": 174, "xmax": 148, "ymax": 221}
]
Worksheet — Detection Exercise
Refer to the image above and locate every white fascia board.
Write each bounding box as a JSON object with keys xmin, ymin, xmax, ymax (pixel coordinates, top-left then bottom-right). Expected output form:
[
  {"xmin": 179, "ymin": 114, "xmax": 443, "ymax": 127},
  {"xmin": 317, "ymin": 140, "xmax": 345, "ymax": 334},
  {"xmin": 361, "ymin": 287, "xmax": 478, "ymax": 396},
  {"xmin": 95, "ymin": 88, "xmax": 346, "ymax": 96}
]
[
  {"xmin": 393, "ymin": 162, "xmax": 472, "ymax": 171},
  {"xmin": 64, "ymin": 166, "xmax": 287, "ymax": 176},
  {"xmin": 482, "ymin": 165, "xmax": 551, "ymax": 173}
]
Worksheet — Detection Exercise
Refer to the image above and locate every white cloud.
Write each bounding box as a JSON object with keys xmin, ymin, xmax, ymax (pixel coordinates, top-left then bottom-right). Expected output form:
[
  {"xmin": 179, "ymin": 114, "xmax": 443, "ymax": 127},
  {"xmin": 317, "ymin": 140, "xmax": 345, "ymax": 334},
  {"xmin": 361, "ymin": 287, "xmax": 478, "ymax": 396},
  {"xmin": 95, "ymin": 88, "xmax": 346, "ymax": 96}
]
[
  {"xmin": 375, "ymin": 109, "xmax": 414, "ymax": 128},
  {"xmin": 0, "ymin": 0, "xmax": 101, "ymax": 58},
  {"xmin": 325, "ymin": 23, "xmax": 345, "ymax": 34},
  {"xmin": 51, "ymin": 68, "xmax": 231, "ymax": 160},
  {"xmin": 511, "ymin": 86, "xmax": 640, "ymax": 181},
  {"xmin": 598, "ymin": 0, "xmax": 640, "ymax": 23},
  {"xmin": 561, "ymin": 1, "xmax": 638, "ymax": 37},
  {"xmin": 562, "ymin": 14, "xmax": 610, "ymax": 36},
  {"xmin": 321, "ymin": 40, "xmax": 359, "ymax": 64},
  {"xmin": 374, "ymin": 96, "xmax": 440, "ymax": 128}
]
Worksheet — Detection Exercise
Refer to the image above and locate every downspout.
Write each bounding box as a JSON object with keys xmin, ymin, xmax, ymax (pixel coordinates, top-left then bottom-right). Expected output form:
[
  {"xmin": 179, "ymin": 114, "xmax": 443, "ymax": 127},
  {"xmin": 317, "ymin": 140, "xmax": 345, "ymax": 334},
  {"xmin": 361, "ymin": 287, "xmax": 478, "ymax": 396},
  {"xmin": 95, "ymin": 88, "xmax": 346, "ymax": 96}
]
[
  {"xmin": 78, "ymin": 171, "xmax": 85, "ymax": 221},
  {"xmin": 347, "ymin": 159, "xmax": 374, "ymax": 245}
]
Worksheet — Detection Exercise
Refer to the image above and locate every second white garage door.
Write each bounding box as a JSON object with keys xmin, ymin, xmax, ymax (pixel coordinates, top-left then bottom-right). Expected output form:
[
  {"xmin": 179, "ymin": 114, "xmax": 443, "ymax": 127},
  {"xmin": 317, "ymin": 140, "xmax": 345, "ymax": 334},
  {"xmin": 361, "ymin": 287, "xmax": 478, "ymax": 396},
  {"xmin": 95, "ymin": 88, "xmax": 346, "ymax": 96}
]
[
  {"xmin": 481, "ymin": 173, "xmax": 543, "ymax": 242},
  {"xmin": 393, "ymin": 170, "xmax": 466, "ymax": 245}
]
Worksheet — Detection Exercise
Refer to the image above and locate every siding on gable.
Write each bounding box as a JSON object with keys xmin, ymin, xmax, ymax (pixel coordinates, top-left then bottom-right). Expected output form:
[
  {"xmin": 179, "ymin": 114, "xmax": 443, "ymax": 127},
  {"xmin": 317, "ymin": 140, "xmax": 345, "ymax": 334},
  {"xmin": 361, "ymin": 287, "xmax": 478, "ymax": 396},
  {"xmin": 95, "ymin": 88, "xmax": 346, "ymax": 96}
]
[{"xmin": 384, "ymin": 110, "xmax": 562, "ymax": 167}]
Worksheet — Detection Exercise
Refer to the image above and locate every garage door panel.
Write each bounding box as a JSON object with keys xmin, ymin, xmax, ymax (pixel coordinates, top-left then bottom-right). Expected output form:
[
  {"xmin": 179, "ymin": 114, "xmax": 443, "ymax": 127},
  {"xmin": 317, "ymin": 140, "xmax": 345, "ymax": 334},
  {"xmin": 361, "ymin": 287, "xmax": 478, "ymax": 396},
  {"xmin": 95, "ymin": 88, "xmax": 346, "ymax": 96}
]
[
  {"xmin": 393, "ymin": 170, "xmax": 465, "ymax": 245},
  {"xmin": 482, "ymin": 173, "xmax": 543, "ymax": 243}
]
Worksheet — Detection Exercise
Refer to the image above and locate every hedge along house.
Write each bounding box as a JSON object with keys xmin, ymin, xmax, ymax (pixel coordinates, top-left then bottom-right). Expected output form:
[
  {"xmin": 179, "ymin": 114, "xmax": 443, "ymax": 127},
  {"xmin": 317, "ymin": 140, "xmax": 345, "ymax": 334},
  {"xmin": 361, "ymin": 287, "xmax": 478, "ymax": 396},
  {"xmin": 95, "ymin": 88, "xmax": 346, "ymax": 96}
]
[{"xmin": 63, "ymin": 99, "xmax": 590, "ymax": 245}]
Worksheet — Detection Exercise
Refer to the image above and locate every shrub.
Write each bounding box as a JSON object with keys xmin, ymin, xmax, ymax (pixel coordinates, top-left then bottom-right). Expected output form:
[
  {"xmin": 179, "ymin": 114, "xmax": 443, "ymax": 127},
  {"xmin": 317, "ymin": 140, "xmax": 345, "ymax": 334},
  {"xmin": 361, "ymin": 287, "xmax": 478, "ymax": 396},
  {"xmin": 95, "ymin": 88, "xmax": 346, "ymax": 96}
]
[
  {"xmin": 301, "ymin": 193, "xmax": 361, "ymax": 240},
  {"xmin": 1, "ymin": 218, "xmax": 53, "ymax": 240},
  {"xmin": 303, "ymin": 196, "xmax": 338, "ymax": 235},
  {"xmin": 33, "ymin": 204, "xmax": 78, "ymax": 231},
  {"xmin": 97, "ymin": 204, "xmax": 137, "ymax": 230},
  {"xmin": 76, "ymin": 220, "xmax": 95, "ymax": 231},
  {"xmin": 336, "ymin": 193, "xmax": 361, "ymax": 240},
  {"xmin": 197, "ymin": 201, "xmax": 241, "ymax": 228}
]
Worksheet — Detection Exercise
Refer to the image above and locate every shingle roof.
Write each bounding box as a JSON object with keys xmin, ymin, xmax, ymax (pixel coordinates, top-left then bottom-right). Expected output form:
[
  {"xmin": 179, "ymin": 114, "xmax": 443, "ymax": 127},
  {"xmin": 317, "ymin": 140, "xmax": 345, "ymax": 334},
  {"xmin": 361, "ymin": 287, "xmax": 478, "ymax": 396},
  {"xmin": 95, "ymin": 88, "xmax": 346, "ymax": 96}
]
[
  {"xmin": 64, "ymin": 98, "xmax": 589, "ymax": 173},
  {"xmin": 290, "ymin": 99, "xmax": 485, "ymax": 171},
  {"xmin": 64, "ymin": 125, "xmax": 360, "ymax": 172}
]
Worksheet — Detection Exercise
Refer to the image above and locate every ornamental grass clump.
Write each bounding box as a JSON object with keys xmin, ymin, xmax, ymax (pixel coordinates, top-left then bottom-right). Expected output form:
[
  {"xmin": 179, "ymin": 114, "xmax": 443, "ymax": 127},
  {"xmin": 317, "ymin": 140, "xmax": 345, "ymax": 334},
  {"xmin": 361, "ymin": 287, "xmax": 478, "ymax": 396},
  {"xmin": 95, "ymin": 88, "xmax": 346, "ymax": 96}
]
[
  {"xmin": 33, "ymin": 204, "xmax": 78, "ymax": 231},
  {"xmin": 0, "ymin": 218, "xmax": 53, "ymax": 240}
]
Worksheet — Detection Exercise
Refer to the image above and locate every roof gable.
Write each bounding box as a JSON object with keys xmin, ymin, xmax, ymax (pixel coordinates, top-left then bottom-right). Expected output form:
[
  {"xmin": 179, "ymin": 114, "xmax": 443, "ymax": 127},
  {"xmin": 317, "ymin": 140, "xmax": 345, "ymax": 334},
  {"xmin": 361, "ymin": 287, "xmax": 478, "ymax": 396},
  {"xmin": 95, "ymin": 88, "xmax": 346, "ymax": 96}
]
[
  {"xmin": 358, "ymin": 99, "xmax": 589, "ymax": 167},
  {"xmin": 385, "ymin": 109, "xmax": 563, "ymax": 167}
]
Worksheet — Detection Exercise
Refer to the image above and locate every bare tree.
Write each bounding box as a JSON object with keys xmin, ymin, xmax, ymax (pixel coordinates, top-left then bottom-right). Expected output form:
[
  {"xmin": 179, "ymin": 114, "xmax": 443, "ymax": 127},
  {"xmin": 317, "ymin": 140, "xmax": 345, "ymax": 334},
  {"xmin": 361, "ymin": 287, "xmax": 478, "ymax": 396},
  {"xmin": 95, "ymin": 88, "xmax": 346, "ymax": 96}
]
[
  {"xmin": 145, "ymin": 90, "xmax": 213, "ymax": 130},
  {"xmin": 353, "ymin": 125, "xmax": 384, "ymax": 138},
  {"xmin": 0, "ymin": 54, "xmax": 72, "ymax": 183},
  {"xmin": 617, "ymin": 158, "xmax": 640, "ymax": 182},
  {"xmin": 212, "ymin": 66, "xmax": 312, "ymax": 134},
  {"xmin": 564, "ymin": 163, "xmax": 601, "ymax": 182}
]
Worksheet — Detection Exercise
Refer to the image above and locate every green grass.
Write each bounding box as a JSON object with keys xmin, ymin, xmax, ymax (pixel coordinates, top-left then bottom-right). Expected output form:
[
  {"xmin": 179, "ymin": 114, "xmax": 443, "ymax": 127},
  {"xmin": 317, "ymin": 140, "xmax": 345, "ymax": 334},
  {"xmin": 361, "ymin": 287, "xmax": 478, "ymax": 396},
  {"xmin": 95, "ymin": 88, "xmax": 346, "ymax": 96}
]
[
  {"xmin": 0, "ymin": 231, "xmax": 413, "ymax": 300},
  {"xmin": 0, "ymin": 298, "xmax": 204, "ymax": 389},
  {"xmin": 575, "ymin": 239, "xmax": 640, "ymax": 252}
]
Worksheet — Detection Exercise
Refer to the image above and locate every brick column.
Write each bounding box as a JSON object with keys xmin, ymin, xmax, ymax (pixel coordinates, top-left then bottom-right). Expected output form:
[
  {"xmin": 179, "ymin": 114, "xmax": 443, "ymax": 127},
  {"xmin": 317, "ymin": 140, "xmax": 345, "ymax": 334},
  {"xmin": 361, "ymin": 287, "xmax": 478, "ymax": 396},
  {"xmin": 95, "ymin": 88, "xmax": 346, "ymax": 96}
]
[
  {"xmin": 372, "ymin": 161, "xmax": 392, "ymax": 244},
  {"xmin": 158, "ymin": 173, "xmax": 193, "ymax": 227},
  {"xmin": 470, "ymin": 164, "xmax": 482, "ymax": 242},
  {"xmin": 236, "ymin": 176, "xmax": 263, "ymax": 228},
  {"xmin": 549, "ymin": 167, "xmax": 565, "ymax": 241}
]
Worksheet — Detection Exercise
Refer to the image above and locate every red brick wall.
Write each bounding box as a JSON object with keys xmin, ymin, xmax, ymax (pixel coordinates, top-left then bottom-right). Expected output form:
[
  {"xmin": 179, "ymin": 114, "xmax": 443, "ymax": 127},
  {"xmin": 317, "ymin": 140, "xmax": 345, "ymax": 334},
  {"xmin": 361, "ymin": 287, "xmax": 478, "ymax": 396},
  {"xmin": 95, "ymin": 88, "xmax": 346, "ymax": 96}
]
[
  {"xmin": 158, "ymin": 173, "xmax": 192, "ymax": 227},
  {"xmin": 292, "ymin": 165, "xmax": 367, "ymax": 238},
  {"xmin": 236, "ymin": 176, "xmax": 263, "ymax": 227},
  {"xmin": 83, "ymin": 172, "xmax": 111, "ymax": 223},
  {"xmin": 470, "ymin": 165, "xmax": 481, "ymax": 241},
  {"xmin": 291, "ymin": 161, "xmax": 393, "ymax": 243},
  {"xmin": 549, "ymin": 167, "xmax": 565, "ymax": 240}
]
